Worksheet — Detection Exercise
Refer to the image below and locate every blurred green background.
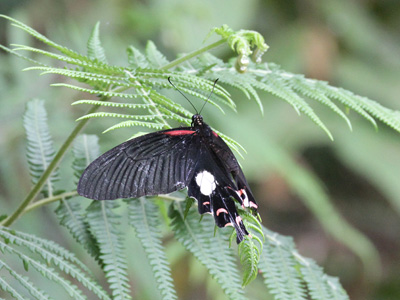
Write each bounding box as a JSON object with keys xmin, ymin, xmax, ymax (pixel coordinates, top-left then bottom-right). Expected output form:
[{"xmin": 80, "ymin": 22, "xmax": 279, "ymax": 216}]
[{"xmin": 1, "ymin": 0, "xmax": 399, "ymax": 299}]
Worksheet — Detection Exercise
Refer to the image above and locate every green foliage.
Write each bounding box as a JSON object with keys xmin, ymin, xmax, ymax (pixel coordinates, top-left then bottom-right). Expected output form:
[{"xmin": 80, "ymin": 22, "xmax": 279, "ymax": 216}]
[
  {"xmin": 1, "ymin": 14, "xmax": 396, "ymax": 300},
  {"xmin": 259, "ymin": 227, "xmax": 349, "ymax": 300},
  {"xmin": 169, "ymin": 201, "xmax": 247, "ymax": 300},
  {"xmin": 127, "ymin": 198, "xmax": 177, "ymax": 300},
  {"xmin": 0, "ymin": 227, "xmax": 110, "ymax": 299},
  {"xmin": 55, "ymin": 134, "xmax": 101, "ymax": 259},
  {"xmin": 237, "ymin": 213, "xmax": 264, "ymax": 286},
  {"xmin": 23, "ymin": 99, "xmax": 58, "ymax": 196},
  {"xmin": 86, "ymin": 201, "xmax": 132, "ymax": 300}
]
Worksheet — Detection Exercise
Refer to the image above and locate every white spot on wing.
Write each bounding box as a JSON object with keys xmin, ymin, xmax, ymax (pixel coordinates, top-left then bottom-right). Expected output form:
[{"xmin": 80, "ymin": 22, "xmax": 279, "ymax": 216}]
[{"xmin": 195, "ymin": 170, "xmax": 217, "ymax": 196}]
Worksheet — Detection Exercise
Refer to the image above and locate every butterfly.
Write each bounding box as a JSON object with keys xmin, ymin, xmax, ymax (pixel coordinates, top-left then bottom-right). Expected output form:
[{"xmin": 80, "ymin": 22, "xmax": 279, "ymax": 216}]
[{"xmin": 77, "ymin": 79, "xmax": 258, "ymax": 243}]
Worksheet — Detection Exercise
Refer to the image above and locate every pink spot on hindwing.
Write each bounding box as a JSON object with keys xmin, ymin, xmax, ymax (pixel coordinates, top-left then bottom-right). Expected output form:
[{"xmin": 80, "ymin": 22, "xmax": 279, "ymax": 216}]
[{"xmin": 216, "ymin": 208, "xmax": 228, "ymax": 216}]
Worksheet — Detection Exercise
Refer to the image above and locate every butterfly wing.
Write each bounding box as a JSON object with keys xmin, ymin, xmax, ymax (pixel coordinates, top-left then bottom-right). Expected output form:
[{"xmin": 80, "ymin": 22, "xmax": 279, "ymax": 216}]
[
  {"xmin": 77, "ymin": 128, "xmax": 199, "ymax": 200},
  {"xmin": 187, "ymin": 142, "xmax": 249, "ymax": 243},
  {"xmin": 209, "ymin": 132, "xmax": 258, "ymax": 210}
]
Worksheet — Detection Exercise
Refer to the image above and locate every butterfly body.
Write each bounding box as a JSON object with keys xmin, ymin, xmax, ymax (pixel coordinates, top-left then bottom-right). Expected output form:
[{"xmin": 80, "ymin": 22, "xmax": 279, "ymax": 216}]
[{"xmin": 78, "ymin": 114, "xmax": 257, "ymax": 243}]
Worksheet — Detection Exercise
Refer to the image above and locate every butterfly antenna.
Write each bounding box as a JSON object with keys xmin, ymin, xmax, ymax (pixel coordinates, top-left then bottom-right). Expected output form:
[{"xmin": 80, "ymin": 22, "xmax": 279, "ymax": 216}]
[
  {"xmin": 199, "ymin": 78, "xmax": 219, "ymax": 114},
  {"xmin": 168, "ymin": 77, "xmax": 198, "ymax": 114}
]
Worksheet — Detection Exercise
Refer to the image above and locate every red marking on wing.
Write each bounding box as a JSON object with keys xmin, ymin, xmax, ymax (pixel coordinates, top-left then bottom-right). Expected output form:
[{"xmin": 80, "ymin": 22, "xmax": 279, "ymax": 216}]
[
  {"xmin": 203, "ymin": 201, "xmax": 210, "ymax": 206},
  {"xmin": 212, "ymin": 131, "xmax": 218, "ymax": 137},
  {"xmin": 250, "ymin": 202, "xmax": 258, "ymax": 209},
  {"xmin": 163, "ymin": 130, "xmax": 195, "ymax": 136},
  {"xmin": 216, "ymin": 208, "xmax": 228, "ymax": 216}
]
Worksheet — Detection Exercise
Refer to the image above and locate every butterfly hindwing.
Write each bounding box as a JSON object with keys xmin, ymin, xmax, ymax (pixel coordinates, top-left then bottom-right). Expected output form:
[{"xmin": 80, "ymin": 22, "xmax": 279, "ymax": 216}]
[
  {"xmin": 187, "ymin": 142, "xmax": 249, "ymax": 243},
  {"xmin": 209, "ymin": 132, "xmax": 258, "ymax": 210},
  {"xmin": 78, "ymin": 128, "xmax": 199, "ymax": 200}
]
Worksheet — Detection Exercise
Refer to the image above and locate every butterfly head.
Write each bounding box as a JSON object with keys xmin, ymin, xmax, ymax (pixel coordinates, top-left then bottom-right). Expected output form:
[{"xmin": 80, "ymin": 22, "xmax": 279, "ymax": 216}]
[{"xmin": 192, "ymin": 114, "xmax": 204, "ymax": 127}]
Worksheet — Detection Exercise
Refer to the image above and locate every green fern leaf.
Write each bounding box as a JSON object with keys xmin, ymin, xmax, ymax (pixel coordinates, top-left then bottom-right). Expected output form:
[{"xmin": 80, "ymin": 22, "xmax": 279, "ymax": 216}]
[
  {"xmin": 0, "ymin": 260, "xmax": 51, "ymax": 300},
  {"xmin": 146, "ymin": 41, "xmax": 169, "ymax": 68},
  {"xmin": 55, "ymin": 199, "xmax": 100, "ymax": 260},
  {"xmin": 128, "ymin": 198, "xmax": 177, "ymax": 300},
  {"xmin": 297, "ymin": 257, "xmax": 349, "ymax": 300},
  {"xmin": 87, "ymin": 22, "xmax": 108, "ymax": 64},
  {"xmin": 0, "ymin": 241, "xmax": 86, "ymax": 299},
  {"xmin": 23, "ymin": 99, "xmax": 58, "ymax": 197},
  {"xmin": 127, "ymin": 46, "xmax": 150, "ymax": 68},
  {"xmin": 72, "ymin": 99, "xmax": 154, "ymax": 110},
  {"xmin": 170, "ymin": 201, "xmax": 248, "ymax": 300},
  {"xmin": 86, "ymin": 201, "xmax": 132, "ymax": 300},
  {"xmin": 103, "ymin": 120, "xmax": 166, "ymax": 133},
  {"xmin": 238, "ymin": 213, "xmax": 264, "ymax": 287},
  {"xmin": 0, "ymin": 228, "xmax": 110, "ymax": 299},
  {"xmin": 0, "ymin": 275, "xmax": 25, "ymax": 300},
  {"xmin": 259, "ymin": 228, "xmax": 306, "ymax": 300}
]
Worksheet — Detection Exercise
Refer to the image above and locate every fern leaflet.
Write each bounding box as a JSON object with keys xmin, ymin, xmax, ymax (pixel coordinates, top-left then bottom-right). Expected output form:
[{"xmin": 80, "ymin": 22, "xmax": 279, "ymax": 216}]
[
  {"xmin": 170, "ymin": 201, "xmax": 248, "ymax": 300},
  {"xmin": 86, "ymin": 201, "xmax": 132, "ymax": 300},
  {"xmin": 23, "ymin": 99, "xmax": 58, "ymax": 197},
  {"xmin": 127, "ymin": 198, "xmax": 177, "ymax": 300}
]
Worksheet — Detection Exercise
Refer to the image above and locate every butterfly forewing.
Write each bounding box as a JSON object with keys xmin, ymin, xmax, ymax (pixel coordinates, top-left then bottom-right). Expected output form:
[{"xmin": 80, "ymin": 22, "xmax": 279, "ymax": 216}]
[{"xmin": 78, "ymin": 128, "xmax": 198, "ymax": 200}]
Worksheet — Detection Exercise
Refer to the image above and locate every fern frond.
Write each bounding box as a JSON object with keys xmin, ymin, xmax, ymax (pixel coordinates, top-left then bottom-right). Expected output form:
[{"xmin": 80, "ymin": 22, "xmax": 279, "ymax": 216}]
[
  {"xmin": 51, "ymin": 83, "xmax": 140, "ymax": 98},
  {"xmin": 72, "ymin": 99, "xmax": 154, "ymax": 109},
  {"xmin": 0, "ymin": 228, "xmax": 110, "ymax": 299},
  {"xmin": 238, "ymin": 213, "xmax": 264, "ymax": 286},
  {"xmin": 55, "ymin": 134, "xmax": 101, "ymax": 259},
  {"xmin": 295, "ymin": 256, "xmax": 349, "ymax": 300},
  {"xmin": 260, "ymin": 226, "xmax": 349, "ymax": 300},
  {"xmin": 0, "ymin": 259, "xmax": 51, "ymax": 300},
  {"xmin": 146, "ymin": 41, "xmax": 169, "ymax": 68},
  {"xmin": 103, "ymin": 120, "xmax": 166, "ymax": 133},
  {"xmin": 12, "ymin": 44, "xmax": 120, "ymax": 73},
  {"xmin": 72, "ymin": 134, "xmax": 101, "ymax": 181},
  {"xmin": 0, "ymin": 275, "xmax": 25, "ymax": 300},
  {"xmin": 55, "ymin": 199, "xmax": 100, "ymax": 259},
  {"xmin": 259, "ymin": 229, "xmax": 306, "ymax": 300},
  {"xmin": 25, "ymin": 66, "xmax": 129, "ymax": 86},
  {"xmin": 0, "ymin": 15, "xmax": 83, "ymax": 59},
  {"xmin": 23, "ymin": 99, "xmax": 58, "ymax": 196},
  {"xmin": 127, "ymin": 198, "xmax": 177, "ymax": 300},
  {"xmin": 289, "ymin": 75, "xmax": 353, "ymax": 130},
  {"xmin": 87, "ymin": 22, "xmax": 108, "ymax": 64},
  {"xmin": 170, "ymin": 202, "xmax": 248, "ymax": 300},
  {"xmin": 78, "ymin": 112, "xmax": 167, "ymax": 121},
  {"xmin": 127, "ymin": 46, "xmax": 150, "ymax": 68},
  {"xmin": 86, "ymin": 201, "xmax": 132, "ymax": 300},
  {"xmin": 0, "ymin": 44, "xmax": 48, "ymax": 67},
  {"xmin": 0, "ymin": 240, "xmax": 86, "ymax": 299}
]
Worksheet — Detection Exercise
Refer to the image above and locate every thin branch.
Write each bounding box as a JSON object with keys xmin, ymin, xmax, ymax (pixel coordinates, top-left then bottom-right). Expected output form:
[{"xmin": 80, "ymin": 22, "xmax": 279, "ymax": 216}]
[
  {"xmin": 160, "ymin": 39, "xmax": 226, "ymax": 70},
  {"xmin": 22, "ymin": 191, "xmax": 78, "ymax": 215}
]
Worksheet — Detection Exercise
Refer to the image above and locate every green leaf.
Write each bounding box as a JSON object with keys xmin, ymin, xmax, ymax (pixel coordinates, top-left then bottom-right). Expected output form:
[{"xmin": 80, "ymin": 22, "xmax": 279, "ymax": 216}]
[
  {"xmin": 170, "ymin": 201, "xmax": 248, "ymax": 300},
  {"xmin": 127, "ymin": 46, "xmax": 150, "ymax": 68},
  {"xmin": 0, "ymin": 227, "xmax": 110, "ymax": 300},
  {"xmin": 128, "ymin": 198, "xmax": 178, "ymax": 300},
  {"xmin": 86, "ymin": 201, "xmax": 132, "ymax": 300},
  {"xmin": 23, "ymin": 99, "xmax": 58, "ymax": 196},
  {"xmin": 146, "ymin": 41, "xmax": 169, "ymax": 68},
  {"xmin": 87, "ymin": 22, "xmax": 108, "ymax": 64}
]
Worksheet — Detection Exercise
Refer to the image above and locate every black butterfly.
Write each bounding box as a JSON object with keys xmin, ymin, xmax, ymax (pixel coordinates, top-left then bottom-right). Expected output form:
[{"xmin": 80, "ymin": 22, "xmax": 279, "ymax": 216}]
[{"xmin": 78, "ymin": 82, "xmax": 258, "ymax": 243}]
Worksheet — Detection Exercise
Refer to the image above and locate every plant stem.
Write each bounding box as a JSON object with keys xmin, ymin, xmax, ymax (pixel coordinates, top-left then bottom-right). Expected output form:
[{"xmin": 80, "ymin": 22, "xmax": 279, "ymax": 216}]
[
  {"xmin": 22, "ymin": 191, "xmax": 78, "ymax": 215},
  {"xmin": 160, "ymin": 39, "xmax": 226, "ymax": 70},
  {"xmin": 1, "ymin": 105, "xmax": 100, "ymax": 227}
]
